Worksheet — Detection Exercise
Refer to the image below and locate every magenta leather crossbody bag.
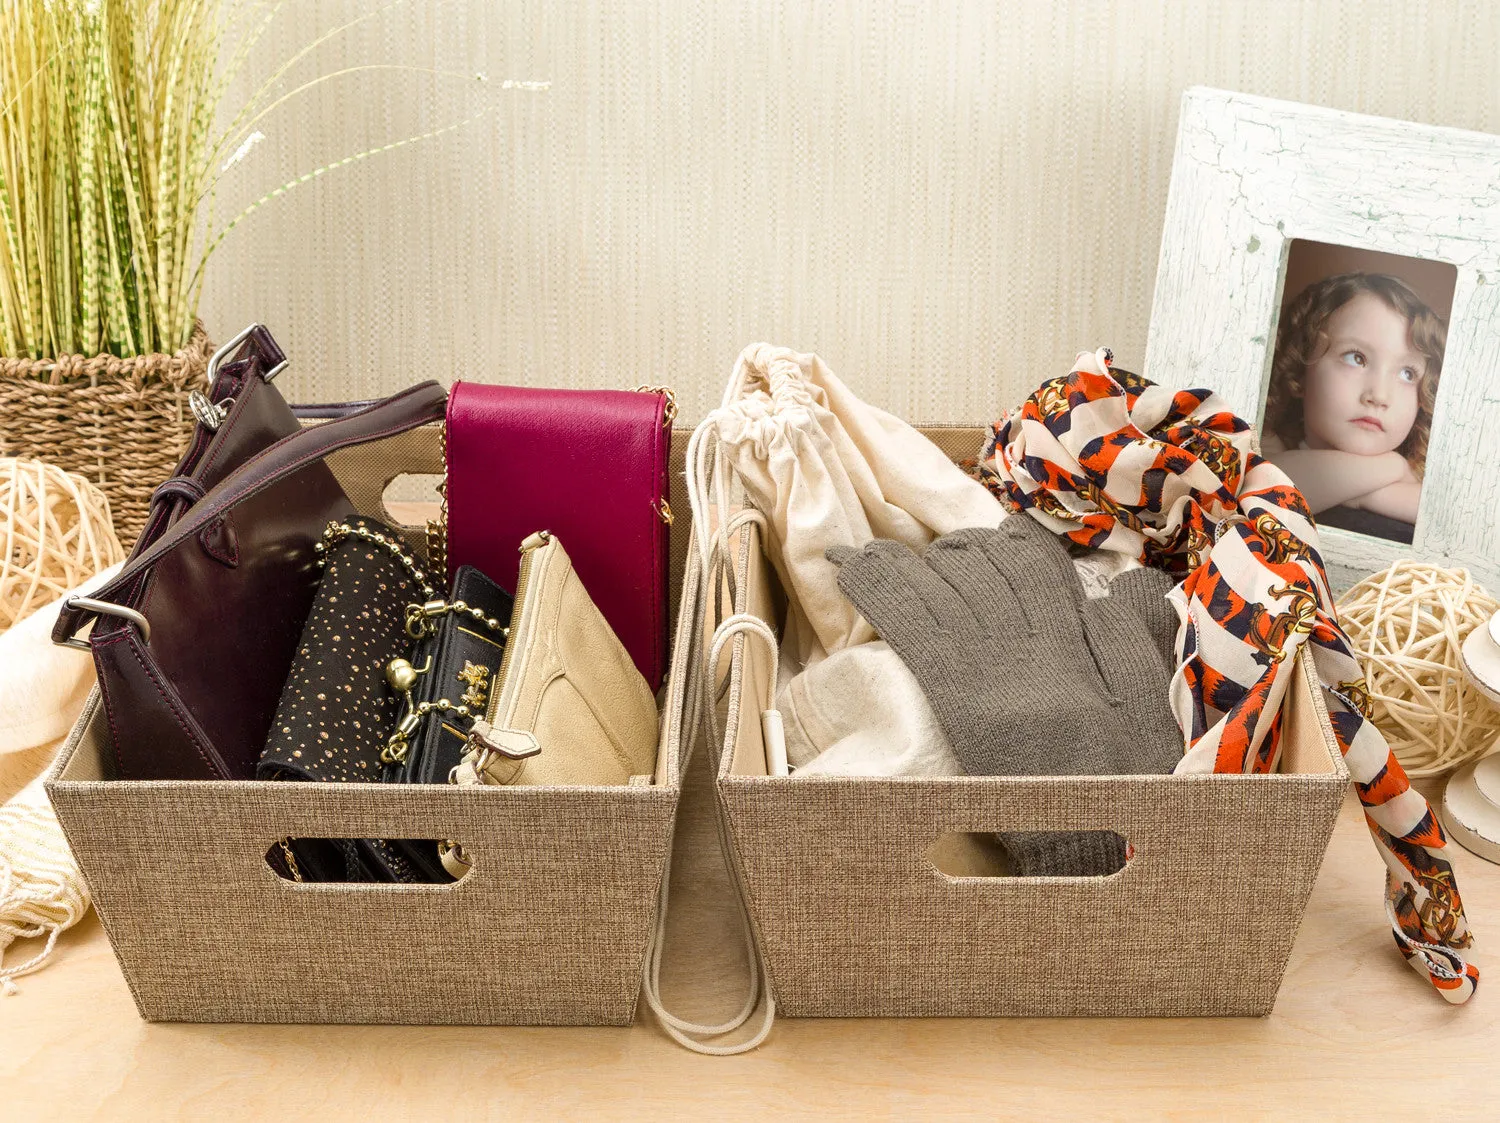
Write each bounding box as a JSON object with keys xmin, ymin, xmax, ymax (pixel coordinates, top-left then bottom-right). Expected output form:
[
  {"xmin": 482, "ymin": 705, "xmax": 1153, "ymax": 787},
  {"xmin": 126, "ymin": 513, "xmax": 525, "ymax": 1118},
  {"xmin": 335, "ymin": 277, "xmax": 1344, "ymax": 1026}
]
[{"xmin": 444, "ymin": 382, "xmax": 674, "ymax": 691}]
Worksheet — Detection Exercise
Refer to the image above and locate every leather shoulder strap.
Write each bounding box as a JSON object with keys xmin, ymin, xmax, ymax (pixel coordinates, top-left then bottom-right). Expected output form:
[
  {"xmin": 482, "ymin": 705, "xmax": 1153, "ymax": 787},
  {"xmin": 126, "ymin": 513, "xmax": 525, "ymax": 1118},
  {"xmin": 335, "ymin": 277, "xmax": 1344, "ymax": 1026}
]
[{"xmin": 53, "ymin": 380, "xmax": 448, "ymax": 644}]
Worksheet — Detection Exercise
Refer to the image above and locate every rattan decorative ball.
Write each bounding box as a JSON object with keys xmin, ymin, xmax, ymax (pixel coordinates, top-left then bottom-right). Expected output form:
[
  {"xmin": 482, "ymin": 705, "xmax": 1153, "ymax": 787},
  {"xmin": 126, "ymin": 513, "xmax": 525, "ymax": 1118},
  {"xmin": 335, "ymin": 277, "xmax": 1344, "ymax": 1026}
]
[
  {"xmin": 0, "ymin": 458, "xmax": 124, "ymax": 630},
  {"xmin": 1337, "ymin": 560, "xmax": 1500, "ymax": 778}
]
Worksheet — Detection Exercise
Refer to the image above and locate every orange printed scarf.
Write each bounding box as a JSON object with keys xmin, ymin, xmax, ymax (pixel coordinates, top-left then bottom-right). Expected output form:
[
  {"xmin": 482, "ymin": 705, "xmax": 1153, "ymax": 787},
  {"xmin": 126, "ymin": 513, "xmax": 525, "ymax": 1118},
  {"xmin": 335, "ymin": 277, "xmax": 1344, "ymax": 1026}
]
[{"xmin": 978, "ymin": 348, "xmax": 1476, "ymax": 1003}]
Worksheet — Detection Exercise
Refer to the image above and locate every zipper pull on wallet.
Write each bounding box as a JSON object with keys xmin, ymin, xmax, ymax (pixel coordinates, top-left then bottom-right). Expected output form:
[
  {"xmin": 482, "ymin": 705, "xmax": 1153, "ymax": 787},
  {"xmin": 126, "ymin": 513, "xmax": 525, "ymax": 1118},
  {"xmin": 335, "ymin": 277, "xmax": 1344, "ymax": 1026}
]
[{"xmin": 459, "ymin": 720, "xmax": 543, "ymax": 782}]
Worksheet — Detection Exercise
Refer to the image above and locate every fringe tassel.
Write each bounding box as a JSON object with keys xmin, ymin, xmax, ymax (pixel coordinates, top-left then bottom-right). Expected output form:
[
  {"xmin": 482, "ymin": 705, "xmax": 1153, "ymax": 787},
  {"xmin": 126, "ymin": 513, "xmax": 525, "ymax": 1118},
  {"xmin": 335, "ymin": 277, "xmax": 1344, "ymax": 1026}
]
[{"xmin": 0, "ymin": 772, "xmax": 89, "ymax": 994}]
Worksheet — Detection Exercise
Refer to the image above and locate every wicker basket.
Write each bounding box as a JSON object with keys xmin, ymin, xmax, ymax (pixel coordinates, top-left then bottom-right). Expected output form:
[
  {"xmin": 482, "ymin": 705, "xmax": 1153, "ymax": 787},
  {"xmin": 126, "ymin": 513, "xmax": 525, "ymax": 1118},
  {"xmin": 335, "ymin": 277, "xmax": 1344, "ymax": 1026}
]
[{"xmin": 0, "ymin": 324, "xmax": 214, "ymax": 544}]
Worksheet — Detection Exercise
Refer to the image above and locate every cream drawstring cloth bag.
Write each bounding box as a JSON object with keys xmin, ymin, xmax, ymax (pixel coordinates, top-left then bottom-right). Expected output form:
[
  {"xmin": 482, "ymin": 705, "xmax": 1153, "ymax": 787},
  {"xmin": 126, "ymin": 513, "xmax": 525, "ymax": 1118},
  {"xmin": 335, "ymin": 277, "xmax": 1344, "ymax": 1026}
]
[
  {"xmin": 687, "ymin": 343, "xmax": 1002, "ymax": 675},
  {"xmin": 651, "ymin": 345, "xmax": 1001, "ymax": 1054}
]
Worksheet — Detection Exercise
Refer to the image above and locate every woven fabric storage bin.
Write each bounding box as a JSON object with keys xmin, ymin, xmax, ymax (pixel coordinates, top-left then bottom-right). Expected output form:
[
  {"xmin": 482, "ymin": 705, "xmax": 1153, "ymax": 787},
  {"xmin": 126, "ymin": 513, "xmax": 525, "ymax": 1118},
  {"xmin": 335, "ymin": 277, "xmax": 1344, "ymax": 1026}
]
[
  {"xmin": 706, "ymin": 426, "xmax": 1350, "ymax": 1019},
  {"xmin": 0, "ymin": 324, "xmax": 212, "ymax": 542},
  {"xmin": 45, "ymin": 422, "xmax": 693, "ymax": 1025}
]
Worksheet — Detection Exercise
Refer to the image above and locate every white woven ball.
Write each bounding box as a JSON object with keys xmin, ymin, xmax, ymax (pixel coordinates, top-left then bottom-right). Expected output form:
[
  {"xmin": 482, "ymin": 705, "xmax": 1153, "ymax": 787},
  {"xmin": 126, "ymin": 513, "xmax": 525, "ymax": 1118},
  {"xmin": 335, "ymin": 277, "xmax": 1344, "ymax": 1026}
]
[
  {"xmin": 1337, "ymin": 560, "xmax": 1500, "ymax": 778},
  {"xmin": 0, "ymin": 458, "xmax": 124, "ymax": 630}
]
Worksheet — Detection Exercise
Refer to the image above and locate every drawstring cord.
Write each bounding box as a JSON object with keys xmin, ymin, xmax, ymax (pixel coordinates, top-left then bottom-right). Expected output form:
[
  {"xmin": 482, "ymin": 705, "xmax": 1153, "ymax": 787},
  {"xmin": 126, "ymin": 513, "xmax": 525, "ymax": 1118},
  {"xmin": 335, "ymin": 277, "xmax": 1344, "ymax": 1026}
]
[{"xmin": 644, "ymin": 408, "xmax": 779, "ymax": 1053}]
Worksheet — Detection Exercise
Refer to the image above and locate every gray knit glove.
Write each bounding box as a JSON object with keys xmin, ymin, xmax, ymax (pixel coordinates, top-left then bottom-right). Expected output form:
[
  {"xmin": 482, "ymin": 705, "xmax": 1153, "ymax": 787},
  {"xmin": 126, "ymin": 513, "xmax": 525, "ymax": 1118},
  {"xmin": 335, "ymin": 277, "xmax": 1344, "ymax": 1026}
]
[
  {"xmin": 1106, "ymin": 565, "xmax": 1181, "ymax": 671},
  {"xmin": 828, "ymin": 515, "xmax": 1183, "ymax": 876}
]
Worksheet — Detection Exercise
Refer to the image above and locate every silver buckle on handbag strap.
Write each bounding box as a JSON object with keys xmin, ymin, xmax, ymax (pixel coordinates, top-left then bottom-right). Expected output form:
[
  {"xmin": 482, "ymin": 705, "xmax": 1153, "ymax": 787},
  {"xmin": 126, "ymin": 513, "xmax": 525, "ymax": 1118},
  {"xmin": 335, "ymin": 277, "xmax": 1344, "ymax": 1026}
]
[
  {"xmin": 205, "ymin": 323, "xmax": 288, "ymax": 390},
  {"xmin": 59, "ymin": 597, "xmax": 151, "ymax": 651}
]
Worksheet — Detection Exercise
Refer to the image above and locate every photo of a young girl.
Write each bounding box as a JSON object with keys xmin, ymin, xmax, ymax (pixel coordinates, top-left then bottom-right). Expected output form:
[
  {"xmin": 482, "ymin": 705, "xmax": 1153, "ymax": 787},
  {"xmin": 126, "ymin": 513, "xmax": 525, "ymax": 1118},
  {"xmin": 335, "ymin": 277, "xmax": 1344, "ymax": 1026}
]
[{"xmin": 1262, "ymin": 271, "xmax": 1446, "ymax": 545}]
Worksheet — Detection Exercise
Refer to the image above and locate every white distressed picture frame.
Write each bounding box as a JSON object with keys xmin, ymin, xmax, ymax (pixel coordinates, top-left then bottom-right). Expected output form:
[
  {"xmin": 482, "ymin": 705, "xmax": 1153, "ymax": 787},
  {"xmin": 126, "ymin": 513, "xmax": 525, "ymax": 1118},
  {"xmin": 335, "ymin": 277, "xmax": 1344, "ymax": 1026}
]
[{"xmin": 1144, "ymin": 87, "xmax": 1500, "ymax": 592}]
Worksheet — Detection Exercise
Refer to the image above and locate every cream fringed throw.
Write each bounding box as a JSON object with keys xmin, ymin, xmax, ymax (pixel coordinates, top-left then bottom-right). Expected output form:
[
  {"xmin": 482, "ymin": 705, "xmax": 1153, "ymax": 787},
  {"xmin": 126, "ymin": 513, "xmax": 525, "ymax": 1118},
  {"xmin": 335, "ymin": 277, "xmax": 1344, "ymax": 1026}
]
[
  {"xmin": 0, "ymin": 774, "xmax": 89, "ymax": 994},
  {"xmin": 0, "ymin": 565, "xmax": 121, "ymax": 992}
]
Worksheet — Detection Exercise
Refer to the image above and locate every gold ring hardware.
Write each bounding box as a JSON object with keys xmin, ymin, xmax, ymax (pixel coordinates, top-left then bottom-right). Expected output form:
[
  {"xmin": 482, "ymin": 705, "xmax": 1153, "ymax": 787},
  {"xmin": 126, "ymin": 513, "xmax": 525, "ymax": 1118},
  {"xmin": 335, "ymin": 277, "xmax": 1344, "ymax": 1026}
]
[
  {"xmin": 438, "ymin": 839, "xmax": 471, "ymax": 874},
  {"xmin": 405, "ymin": 599, "xmax": 450, "ymax": 640},
  {"xmin": 631, "ymin": 385, "xmax": 677, "ymax": 428},
  {"xmin": 655, "ymin": 497, "xmax": 674, "ymax": 526}
]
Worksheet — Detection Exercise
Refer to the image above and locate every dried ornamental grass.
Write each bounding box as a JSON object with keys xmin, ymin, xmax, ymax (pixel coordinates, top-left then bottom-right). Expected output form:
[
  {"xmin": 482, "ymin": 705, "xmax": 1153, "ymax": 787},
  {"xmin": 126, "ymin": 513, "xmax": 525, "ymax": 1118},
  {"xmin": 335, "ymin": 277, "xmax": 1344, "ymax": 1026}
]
[
  {"xmin": 0, "ymin": 0, "xmax": 232, "ymax": 358},
  {"xmin": 0, "ymin": 1, "xmax": 516, "ymax": 537},
  {"xmin": 0, "ymin": 0, "xmax": 506, "ymax": 361}
]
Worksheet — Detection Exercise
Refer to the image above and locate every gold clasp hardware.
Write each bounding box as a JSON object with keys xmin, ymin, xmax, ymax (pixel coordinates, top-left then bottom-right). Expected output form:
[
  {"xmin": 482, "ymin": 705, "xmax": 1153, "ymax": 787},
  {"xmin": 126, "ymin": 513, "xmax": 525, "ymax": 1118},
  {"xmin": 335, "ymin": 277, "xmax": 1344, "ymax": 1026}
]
[
  {"xmin": 382, "ymin": 655, "xmax": 433, "ymax": 764},
  {"xmin": 655, "ymin": 497, "xmax": 674, "ymax": 526},
  {"xmin": 404, "ymin": 599, "xmax": 450, "ymax": 640},
  {"xmin": 456, "ymin": 660, "xmax": 491, "ymax": 710},
  {"xmin": 632, "ymin": 384, "xmax": 677, "ymax": 428},
  {"xmin": 386, "ymin": 655, "xmax": 432, "ymax": 694}
]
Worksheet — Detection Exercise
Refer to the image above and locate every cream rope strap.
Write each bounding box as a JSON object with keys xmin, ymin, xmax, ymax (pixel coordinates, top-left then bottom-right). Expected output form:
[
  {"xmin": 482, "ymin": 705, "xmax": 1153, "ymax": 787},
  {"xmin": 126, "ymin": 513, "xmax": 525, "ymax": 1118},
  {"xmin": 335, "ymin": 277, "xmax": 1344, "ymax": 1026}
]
[{"xmin": 641, "ymin": 503, "xmax": 778, "ymax": 1055}]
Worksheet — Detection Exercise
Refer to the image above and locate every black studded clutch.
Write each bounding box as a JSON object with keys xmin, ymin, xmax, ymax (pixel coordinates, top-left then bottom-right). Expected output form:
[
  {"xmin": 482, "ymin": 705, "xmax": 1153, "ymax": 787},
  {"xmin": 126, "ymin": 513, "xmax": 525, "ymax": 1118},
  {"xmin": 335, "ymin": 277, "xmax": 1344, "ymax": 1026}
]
[{"xmin": 257, "ymin": 517, "xmax": 509, "ymax": 883}]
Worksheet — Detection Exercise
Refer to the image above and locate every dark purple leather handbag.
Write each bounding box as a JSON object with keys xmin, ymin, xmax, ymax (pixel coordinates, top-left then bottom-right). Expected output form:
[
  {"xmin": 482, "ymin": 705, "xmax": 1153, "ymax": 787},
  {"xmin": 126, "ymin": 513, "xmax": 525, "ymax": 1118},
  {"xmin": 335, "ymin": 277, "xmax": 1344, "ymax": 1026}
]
[
  {"xmin": 52, "ymin": 326, "xmax": 449, "ymax": 782},
  {"xmin": 444, "ymin": 382, "xmax": 674, "ymax": 691}
]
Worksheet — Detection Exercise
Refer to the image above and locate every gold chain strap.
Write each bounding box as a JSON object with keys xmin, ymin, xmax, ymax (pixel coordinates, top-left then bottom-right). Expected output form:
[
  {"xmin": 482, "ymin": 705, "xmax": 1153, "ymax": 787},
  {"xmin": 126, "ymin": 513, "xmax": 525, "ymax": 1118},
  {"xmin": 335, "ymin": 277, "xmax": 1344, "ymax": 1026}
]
[
  {"xmin": 277, "ymin": 838, "xmax": 304, "ymax": 882},
  {"xmin": 380, "ymin": 686, "xmax": 482, "ymax": 765},
  {"xmin": 631, "ymin": 386, "xmax": 677, "ymax": 524},
  {"xmin": 426, "ymin": 419, "xmax": 449, "ymax": 577},
  {"xmin": 631, "ymin": 384, "xmax": 677, "ymax": 428},
  {"xmin": 316, "ymin": 520, "xmax": 437, "ymax": 600},
  {"xmin": 403, "ymin": 598, "xmax": 508, "ymax": 641}
]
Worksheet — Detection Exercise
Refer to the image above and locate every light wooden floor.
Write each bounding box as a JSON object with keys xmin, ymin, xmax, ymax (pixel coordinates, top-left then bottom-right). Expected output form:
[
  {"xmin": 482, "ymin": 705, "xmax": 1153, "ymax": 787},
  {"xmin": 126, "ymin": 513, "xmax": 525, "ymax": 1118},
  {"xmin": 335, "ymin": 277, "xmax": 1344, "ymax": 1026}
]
[{"xmin": 5, "ymin": 723, "xmax": 1499, "ymax": 1121}]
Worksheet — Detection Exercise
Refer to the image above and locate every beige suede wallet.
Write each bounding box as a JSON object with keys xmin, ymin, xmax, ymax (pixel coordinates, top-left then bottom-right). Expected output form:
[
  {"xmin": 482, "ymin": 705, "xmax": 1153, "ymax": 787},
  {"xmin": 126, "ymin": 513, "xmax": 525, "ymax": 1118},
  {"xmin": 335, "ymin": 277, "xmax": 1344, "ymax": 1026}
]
[{"xmin": 450, "ymin": 530, "xmax": 659, "ymax": 790}]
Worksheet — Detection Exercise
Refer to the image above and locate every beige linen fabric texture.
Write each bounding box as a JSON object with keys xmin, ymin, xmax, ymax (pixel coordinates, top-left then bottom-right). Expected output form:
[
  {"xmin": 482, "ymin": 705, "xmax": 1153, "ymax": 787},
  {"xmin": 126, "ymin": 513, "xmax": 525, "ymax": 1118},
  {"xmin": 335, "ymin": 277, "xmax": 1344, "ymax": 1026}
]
[
  {"xmin": 711, "ymin": 432, "xmax": 1350, "ymax": 1018},
  {"xmin": 200, "ymin": 1, "xmax": 1500, "ymax": 423},
  {"xmin": 49, "ymin": 697, "xmax": 678, "ymax": 1024}
]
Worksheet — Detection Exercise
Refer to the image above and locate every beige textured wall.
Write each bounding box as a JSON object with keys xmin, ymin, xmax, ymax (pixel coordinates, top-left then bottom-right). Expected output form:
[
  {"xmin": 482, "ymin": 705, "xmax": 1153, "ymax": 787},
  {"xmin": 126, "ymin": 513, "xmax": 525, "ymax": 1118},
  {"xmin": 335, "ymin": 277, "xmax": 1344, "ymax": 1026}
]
[{"xmin": 199, "ymin": 0, "xmax": 1500, "ymax": 425}]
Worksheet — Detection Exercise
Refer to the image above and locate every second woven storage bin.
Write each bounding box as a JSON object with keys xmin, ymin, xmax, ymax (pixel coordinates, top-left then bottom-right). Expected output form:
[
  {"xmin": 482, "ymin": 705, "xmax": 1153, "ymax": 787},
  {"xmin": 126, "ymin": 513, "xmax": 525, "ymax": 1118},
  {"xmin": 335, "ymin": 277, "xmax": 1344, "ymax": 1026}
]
[{"xmin": 704, "ymin": 426, "xmax": 1350, "ymax": 1019}]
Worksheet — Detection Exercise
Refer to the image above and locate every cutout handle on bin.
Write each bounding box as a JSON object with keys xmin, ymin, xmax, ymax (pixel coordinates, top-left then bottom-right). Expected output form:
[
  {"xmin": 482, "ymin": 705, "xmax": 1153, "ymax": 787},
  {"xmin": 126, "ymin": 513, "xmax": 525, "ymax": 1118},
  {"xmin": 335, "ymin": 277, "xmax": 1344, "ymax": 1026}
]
[
  {"xmin": 926, "ymin": 831, "xmax": 1130, "ymax": 879},
  {"xmin": 381, "ymin": 472, "xmax": 444, "ymax": 524},
  {"xmin": 264, "ymin": 838, "xmax": 472, "ymax": 885}
]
